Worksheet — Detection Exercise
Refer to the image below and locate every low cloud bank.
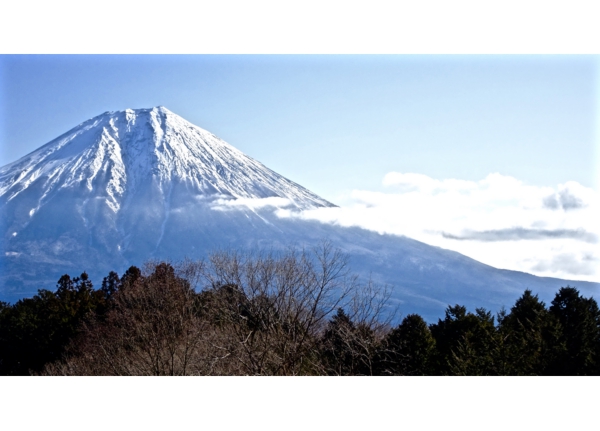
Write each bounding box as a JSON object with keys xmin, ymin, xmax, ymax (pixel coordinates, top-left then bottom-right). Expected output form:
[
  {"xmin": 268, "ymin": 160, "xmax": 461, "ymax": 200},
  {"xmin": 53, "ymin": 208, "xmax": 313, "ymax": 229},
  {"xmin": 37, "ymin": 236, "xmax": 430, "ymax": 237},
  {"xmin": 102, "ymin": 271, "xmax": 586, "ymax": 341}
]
[{"xmin": 277, "ymin": 172, "xmax": 600, "ymax": 282}]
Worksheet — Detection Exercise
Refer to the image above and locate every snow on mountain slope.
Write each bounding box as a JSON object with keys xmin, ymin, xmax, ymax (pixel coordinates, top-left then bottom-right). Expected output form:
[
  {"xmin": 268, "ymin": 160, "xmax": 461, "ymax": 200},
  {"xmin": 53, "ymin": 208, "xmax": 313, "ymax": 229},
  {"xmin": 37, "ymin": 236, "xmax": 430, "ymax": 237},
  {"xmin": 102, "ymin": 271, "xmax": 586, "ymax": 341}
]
[{"xmin": 0, "ymin": 106, "xmax": 334, "ymax": 212}]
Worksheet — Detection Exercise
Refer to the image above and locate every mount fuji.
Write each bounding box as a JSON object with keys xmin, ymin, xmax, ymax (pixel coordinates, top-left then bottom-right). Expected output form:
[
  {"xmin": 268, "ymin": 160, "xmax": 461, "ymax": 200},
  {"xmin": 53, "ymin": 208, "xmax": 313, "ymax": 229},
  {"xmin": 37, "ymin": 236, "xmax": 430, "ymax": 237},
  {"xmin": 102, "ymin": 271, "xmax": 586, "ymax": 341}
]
[{"xmin": 1, "ymin": 106, "xmax": 597, "ymax": 321}]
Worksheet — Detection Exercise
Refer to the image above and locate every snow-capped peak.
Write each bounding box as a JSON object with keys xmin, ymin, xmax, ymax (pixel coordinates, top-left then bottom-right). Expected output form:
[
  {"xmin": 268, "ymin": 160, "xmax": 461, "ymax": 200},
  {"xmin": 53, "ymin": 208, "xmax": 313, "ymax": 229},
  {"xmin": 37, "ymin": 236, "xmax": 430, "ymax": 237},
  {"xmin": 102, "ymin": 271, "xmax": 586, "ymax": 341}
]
[{"xmin": 0, "ymin": 107, "xmax": 335, "ymax": 213}]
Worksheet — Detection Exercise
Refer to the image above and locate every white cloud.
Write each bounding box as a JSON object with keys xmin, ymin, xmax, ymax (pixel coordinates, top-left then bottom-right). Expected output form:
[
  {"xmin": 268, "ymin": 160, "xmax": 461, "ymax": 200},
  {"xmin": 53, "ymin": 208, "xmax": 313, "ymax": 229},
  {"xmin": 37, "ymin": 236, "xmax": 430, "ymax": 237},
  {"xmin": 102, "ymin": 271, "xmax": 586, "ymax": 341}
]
[
  {"xmin": 277, "ymin": 172, "xmax": 600, "ymax": 282},
  {"xmin": 211, "ymin": 196, "xmax": 294, "ymax": 211}
]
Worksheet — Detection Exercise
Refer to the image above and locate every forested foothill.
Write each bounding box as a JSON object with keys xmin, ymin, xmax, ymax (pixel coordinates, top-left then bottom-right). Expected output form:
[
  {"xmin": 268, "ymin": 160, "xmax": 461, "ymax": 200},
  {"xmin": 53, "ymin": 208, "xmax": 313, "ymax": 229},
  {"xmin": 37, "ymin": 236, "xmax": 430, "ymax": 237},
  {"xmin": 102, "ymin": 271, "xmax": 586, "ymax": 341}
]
[{"xmin": 1, "ymin": 243, "xmax": 599, "ymax": 376}]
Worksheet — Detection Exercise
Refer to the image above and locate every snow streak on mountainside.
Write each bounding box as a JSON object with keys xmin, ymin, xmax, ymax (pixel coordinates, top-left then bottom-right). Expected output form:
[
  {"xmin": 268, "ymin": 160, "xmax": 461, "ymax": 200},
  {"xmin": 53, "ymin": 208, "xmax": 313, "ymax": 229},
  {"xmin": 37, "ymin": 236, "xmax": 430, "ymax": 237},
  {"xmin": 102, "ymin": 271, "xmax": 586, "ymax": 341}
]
[{"xmin": 0, "ymin": 106, "xmax": 334, "ymax": 212}]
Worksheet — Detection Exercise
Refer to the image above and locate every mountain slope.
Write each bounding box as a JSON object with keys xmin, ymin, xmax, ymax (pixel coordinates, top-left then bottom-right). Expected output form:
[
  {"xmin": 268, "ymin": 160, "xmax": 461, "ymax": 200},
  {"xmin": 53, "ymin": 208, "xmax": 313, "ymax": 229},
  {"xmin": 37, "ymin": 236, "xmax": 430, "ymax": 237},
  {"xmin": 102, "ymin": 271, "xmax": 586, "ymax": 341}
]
[
  {"xmin": 1, "ymin": 107, "xmax": 597, "ymax": 321},
  {"xmin": 0, "ymin": 106, "xmax": 333, "ymax": 210}
]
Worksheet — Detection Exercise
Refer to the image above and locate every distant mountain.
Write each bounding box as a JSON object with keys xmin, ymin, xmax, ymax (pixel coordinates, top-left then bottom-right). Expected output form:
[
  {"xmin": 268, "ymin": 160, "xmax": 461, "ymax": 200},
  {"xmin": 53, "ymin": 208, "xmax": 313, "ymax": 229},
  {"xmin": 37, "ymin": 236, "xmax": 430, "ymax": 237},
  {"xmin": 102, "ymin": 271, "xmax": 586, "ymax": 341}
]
[{"xmin": 1, "ymin": 107, "xmax": 597, "ymax": 321}]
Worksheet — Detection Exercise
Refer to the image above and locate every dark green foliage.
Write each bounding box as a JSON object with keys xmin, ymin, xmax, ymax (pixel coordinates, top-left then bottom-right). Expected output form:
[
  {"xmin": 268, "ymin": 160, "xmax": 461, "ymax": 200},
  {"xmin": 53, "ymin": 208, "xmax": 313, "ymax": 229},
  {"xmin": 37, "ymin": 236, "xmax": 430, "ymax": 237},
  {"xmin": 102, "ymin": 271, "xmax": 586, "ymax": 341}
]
[
  {"xmin": 320, "ymin": 308, "xmax": 358, "ymax": 375},
  {"xmin": 120, "ymin": 265, "xmax": 142, "ymax": 290},
  {"xmin": 375, "ymin": 314, "xmax": 435, "ymax": 375},
  {"xmin": 546, "ymin": 287, "xmax": 600, "ymax": 375},
  {"xmin": 101, "ymin": 271, "xmax": 121, "ymax": 299},
  {"xmin": 497, "ymin": 290, "xmax": 554, "ymax": 375},
  {"xmin": 429, "ymin": 305, "xmax": 499, "ymax": 375},
  {"xmin": 0, "ymin": 272, "xmax": 109, "ymax": 375},
  {"xmin": 319, "ymin": 308, "xmax": 379, "ymax": 375}
]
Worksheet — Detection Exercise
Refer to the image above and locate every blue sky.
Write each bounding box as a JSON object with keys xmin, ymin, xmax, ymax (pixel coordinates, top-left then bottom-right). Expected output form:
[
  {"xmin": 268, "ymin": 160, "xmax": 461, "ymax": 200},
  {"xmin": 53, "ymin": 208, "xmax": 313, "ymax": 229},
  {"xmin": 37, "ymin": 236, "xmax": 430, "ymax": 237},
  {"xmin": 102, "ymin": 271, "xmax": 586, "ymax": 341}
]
[
  {"xmin": 1, "ymin": 54, "xmax": 599, "ymax": 281},
  {"xmin": 1, "ymin": 55, "xmax": 597, "ymax": 201}
]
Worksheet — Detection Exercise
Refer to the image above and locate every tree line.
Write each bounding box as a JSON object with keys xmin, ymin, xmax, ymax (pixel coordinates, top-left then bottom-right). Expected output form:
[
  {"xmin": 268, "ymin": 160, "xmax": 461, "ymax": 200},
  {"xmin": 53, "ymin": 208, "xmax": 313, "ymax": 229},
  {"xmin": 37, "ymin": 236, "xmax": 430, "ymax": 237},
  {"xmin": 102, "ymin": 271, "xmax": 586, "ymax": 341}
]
[{"xmin": 1, "ymin": 243, "xmax": 599, "ymax": 375}]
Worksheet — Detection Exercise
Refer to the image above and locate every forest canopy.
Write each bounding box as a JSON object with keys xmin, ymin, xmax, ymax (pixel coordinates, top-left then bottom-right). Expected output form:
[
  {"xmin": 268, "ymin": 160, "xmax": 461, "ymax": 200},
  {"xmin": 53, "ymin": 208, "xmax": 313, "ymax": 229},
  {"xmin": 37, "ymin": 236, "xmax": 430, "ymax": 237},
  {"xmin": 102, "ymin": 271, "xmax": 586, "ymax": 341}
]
[{"xmin": 1, "ymin": 243, "xmax": 599, "ymax": 376}]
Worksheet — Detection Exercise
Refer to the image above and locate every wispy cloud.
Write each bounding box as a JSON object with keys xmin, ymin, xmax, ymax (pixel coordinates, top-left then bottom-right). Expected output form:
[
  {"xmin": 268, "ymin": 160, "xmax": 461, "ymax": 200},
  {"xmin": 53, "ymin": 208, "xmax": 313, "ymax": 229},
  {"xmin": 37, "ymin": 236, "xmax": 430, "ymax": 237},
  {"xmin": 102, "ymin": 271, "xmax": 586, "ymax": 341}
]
[
  {"xmin": 275, "ymin": 172, "xmax": 600, "ymax": 282},
  {"xmin": 441, "ymin": 228, "xmax": 598, "ymax": 243}
]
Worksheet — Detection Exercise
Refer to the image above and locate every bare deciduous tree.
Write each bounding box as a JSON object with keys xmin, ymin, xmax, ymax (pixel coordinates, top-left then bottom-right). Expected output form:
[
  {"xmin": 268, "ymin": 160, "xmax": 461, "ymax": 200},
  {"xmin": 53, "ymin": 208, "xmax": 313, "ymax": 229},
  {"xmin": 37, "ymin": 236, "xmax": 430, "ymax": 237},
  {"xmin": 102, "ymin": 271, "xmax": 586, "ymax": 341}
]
[{"xmin": 42, "ymin": 241, "xmax": 394, "ymax": 376}]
